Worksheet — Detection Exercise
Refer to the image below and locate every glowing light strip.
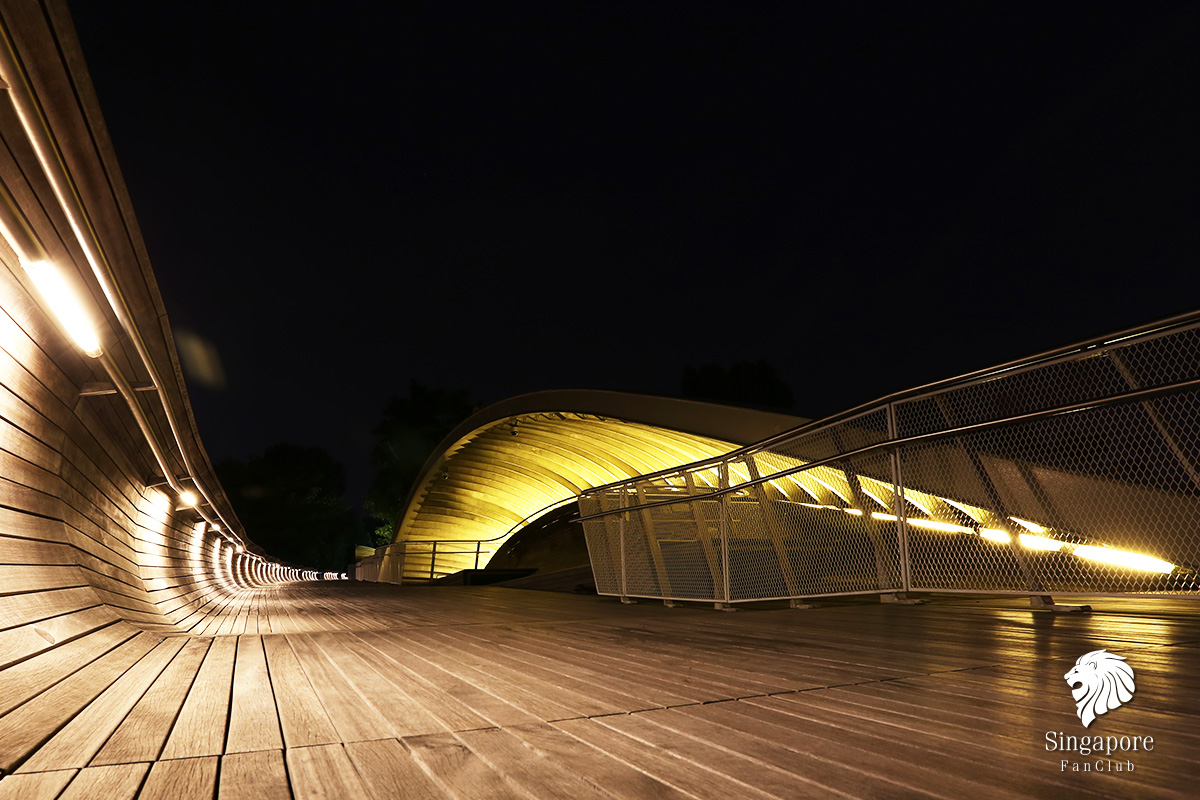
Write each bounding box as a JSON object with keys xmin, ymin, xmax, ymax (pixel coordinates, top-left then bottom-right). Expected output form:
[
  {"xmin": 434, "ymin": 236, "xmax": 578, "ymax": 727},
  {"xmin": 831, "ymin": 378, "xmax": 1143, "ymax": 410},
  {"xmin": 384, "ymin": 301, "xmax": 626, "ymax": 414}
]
[
  {"xmin": 1073, "ymin": 545, "xmax": 1174, "ymax": 574},
  {"xmin": 1011, "ymin": 517, "xmax": 1049, "ymax": 534},
  {"xmin": 1019, "ymin": 533, "xmax": 1064, "ymax": 551}
]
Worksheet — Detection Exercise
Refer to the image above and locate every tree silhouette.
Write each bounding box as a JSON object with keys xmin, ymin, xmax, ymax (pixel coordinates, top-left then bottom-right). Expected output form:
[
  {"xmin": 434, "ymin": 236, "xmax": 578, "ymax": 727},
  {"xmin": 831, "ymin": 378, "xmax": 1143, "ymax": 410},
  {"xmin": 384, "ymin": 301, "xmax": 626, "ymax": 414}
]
[
  {"xmin": 366, "ymin": 381, "xmax": 477, "ymax": 544},
  {"xmin": 216, "ymin": 444, "xmax": 361, "ymax": 571}
]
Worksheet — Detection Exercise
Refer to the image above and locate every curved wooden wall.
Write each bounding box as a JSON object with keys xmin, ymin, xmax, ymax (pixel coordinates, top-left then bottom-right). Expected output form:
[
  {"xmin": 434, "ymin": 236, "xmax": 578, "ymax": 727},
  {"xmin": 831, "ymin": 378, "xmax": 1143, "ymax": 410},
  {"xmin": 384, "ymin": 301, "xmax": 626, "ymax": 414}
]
[{"xmin": 0, "ymin": 0, "xmax": 297, "ymax": 669}]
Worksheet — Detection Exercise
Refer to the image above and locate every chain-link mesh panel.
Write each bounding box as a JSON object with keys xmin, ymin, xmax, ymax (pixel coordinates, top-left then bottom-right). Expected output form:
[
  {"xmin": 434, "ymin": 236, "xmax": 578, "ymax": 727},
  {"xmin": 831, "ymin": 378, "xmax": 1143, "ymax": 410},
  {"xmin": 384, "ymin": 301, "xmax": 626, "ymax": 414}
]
[
  {"xmin": 895, "ymin": 322, "xmax": 1200, "ymax": 439},
  {"xmin": 904, "ymin": 388, "xmax": 1200, "ymax": 593},
  {"xmin": 579, "ymin": 492, "xmax": 622, "ymax": 594}
]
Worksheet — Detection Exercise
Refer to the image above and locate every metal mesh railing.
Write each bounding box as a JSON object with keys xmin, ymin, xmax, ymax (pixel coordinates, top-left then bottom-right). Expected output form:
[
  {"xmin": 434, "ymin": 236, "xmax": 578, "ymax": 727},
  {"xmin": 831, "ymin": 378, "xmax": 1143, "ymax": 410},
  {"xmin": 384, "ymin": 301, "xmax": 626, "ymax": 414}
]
[{"xmin": 579, "ymin": 312, "xmax": 1200, "ymax": 603}]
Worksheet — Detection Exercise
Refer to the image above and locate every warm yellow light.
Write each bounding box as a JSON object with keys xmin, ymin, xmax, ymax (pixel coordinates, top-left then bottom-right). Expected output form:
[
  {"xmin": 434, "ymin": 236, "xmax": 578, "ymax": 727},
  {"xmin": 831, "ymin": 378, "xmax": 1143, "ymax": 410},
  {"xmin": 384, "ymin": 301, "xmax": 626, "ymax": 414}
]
[
  {"xmin": 908, "ymin": 518, "xmax": 974, "ymax": 534},
  {"xmin": 146, "ymin": 490, "xmax": 170, "ymax": 509},
  {"xmin": 1010, "ymin": 517, "xmax": 1048, "ymax": 534},
  {"xmin": 1019, "ymin": 533, "xmax": 1064, "ymax": 551},
  {"xmin": 236, "ymin": 544, "xmax": 245, "ymax": 553},
  {"xmin": 21, "ymin": 260, "xmax": 102, "ymax": 357},
  {"xmin": 871, "ymin": 512, "xmax": 899, "ymax": 522},
  {"xmin": 843, "ymin": 508, "xmax": 863, "ymax": 516},
  {"xmin": 1073, "ymin": 545, "xmax": 1174, "ymax": 574},
  {"xmin": 179, "ymin": 490, "xmax": 199, "ymax": 507},
  {"xmin": 980, "ymin": 529, "xmax": 1011, "ymax": 544}
]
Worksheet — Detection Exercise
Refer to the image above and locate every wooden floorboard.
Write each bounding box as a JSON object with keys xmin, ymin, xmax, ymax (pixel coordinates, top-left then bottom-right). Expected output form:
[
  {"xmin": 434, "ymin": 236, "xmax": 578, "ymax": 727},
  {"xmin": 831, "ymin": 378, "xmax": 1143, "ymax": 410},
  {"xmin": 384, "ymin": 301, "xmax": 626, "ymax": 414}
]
[{"xmin": 1, "ymin": 584, "xmax": 1198, "ymax": 798}]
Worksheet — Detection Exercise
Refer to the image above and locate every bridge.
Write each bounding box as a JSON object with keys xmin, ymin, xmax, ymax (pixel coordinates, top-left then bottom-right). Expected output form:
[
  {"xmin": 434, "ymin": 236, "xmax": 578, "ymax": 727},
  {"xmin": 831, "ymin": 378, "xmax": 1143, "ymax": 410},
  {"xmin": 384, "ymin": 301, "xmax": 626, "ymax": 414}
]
[{"xmin": 0, "ymin": 2, "xmax": 1198, "ymax": 798}]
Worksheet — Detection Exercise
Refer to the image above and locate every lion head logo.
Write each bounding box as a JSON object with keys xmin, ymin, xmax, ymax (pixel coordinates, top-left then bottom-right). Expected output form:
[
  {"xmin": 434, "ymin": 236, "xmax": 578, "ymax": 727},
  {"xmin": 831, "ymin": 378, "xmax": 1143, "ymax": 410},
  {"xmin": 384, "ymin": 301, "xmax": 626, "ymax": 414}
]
[{"xmin": 1063, "ymin": 649, "xmax": 1135, "ymax": 728}]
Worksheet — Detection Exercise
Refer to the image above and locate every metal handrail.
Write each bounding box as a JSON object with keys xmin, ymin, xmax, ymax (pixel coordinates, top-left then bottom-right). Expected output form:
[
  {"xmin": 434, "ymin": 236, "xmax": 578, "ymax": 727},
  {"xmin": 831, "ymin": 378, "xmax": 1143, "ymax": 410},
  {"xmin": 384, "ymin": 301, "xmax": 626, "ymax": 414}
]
[
  {"xmin": 579, "ymin": 374, "xmax": 1200, "ymax": 521},
  {"xmin": 0, "ymin": 19, "xmax": 249, "ymax": 550},
  {"xmin": 376, "ymin": 497, "xmax": 580, "ymax": 578},
  {"xmin": 581, "ymin": 309, "xmax": 1200, "ymax": 497}
]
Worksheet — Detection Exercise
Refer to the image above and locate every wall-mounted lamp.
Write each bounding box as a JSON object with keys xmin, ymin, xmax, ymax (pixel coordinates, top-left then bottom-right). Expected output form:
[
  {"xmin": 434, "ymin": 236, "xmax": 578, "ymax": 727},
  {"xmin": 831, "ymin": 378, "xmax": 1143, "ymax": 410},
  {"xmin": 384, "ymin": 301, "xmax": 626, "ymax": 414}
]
[{"xmin": 0, "ymin": 181, "xmax": 102, "ymax": 357}]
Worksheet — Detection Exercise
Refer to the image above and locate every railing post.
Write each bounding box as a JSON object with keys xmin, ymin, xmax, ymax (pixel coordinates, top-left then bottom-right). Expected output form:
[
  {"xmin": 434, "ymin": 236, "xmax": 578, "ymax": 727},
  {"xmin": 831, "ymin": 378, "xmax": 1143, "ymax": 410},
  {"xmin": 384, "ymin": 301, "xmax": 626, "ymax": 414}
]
[
  {"xmin": 719, "ymin": 461, "xmax": 731, "ymax": 605},
  {"xmin": 429, "ymin": 541, "xmax": 437, "ymax": 581},
  {"xmin": 475, "ymin": 540, "xmax": 481, "ymax": 569},
  {"xmin": 886, "ymin": 401, "xmax": 911, "ymax": 592},
  {"xmin": 619, "ymin": 488, "xmax": 628, "ymax": 599}
]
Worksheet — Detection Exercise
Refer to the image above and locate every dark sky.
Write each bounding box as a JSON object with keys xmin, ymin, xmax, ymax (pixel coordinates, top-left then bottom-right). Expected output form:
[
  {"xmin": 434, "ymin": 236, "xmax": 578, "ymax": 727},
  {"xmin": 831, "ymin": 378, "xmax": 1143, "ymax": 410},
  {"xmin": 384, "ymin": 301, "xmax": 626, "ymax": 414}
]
[{"xmin": 68, "ymin": 3, "xmax": 1199, "ymax": 505}]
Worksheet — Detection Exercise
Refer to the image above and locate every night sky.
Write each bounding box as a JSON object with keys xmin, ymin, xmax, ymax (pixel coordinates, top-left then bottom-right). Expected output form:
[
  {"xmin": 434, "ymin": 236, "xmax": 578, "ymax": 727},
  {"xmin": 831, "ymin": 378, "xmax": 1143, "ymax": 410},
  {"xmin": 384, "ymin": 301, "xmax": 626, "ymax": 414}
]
[{"xmin": 67, "ymin": 3, "xmax": 1199, "ymax": 505}]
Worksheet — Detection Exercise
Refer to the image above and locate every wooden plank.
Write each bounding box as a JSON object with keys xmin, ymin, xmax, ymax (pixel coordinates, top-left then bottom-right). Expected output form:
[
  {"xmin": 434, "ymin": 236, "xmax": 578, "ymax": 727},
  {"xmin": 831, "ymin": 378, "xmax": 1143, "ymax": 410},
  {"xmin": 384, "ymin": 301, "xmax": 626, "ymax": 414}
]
[
  {"xmin": 0, "ymin": 605, "xmax": 120, "ymax": 671},
  {"xmin": 343, "ymin": 739, "xmax": 444, "ymax": 800},
  {"xmin": 159, "ymin": 635, "xmax": 236, "ymax": 759},
  {"xmin": 286, "ymin": 744, "xmax": 370, "ymax": 800},
  {"xmin": 594, "ymin": 710, "xmax": 835, "ymax": 800},
  {"xmin": 342, "ymin": 632, "xmax": 493, "ymax": 732},
  {"xmin": 217, "ymin": 750, "xmax": 292, "ymax": 800},
  {"xmin": 0, "ymin": 583, "xmax": 99, "ymax": 630},
  {"xmin": 260, "ymin": 634, "xmax": 340, "ymax": 747},
  {"xmin": 307, "ymin": 634, "xmax": 447, "ymax": 738},
  {"xmin": 404, "ymin": 732, "xmax": 528, "ymax": 800},
  {"xmin": 352, "ymin": 630, "xmax": 538, "ymax": 728},
  {"xmin": 391, "ymin": 629, "xmax": 581, "ymax": 720},
  {"xmin": 0, "ymin": 769, "xmax": 76, "ymax": 800},
  {"xmin": 285, "ymin": 633, "xmax": 397, "ymax": 743},
  {"xmin": 440, "ymin": 625, "xmax": 666, "ymax": 712},
  {"xmin": 16, "ymin": 636, "xmax": 186, "ymax": 771},
  {"xmin": 92, "ymin": 637, "xmax": 211, "ymax": 765},
  {"xmin": 505, "ymin": 722, "xmax": 695, "ymax": 800},
  {"xmin": 555, "ymin": 716, "xmax": 788, "ymax": 800},
  {"xmin": 0, "ymin": 563, "xmax": 89, "ymax": 596},
  {"xmin": 137, "ymin": 756, "xmax": 217, "ymax": 800},
  {"xmin": 455, "ymin": 726, "xmax": 620, "ymax": 800},
  {"xmin": 225, "ymin": 636, "xmax": 284, "ymax": 753},
  {"xmin": 0, "ymin": 630, "xmax": 157, "ymax": 772},
  {"xmin": 56, "ymin": 762, "xmax": 149, "ymax": 800}
]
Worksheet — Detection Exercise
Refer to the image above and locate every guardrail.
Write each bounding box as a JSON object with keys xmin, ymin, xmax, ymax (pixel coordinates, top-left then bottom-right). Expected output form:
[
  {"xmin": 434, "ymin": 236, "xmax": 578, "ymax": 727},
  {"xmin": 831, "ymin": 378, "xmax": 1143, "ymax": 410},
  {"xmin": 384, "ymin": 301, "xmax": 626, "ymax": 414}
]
[
  {"xmin": 355, "ymin": 498, "xmax": 578, "ymax": 583},
  {"xmin": 579, "ymin": 311, "xmax": 1200, "ymax": 605},
  {"xmin": 357, "ymin": 540, "xmax": 492, "ymax": 584}
]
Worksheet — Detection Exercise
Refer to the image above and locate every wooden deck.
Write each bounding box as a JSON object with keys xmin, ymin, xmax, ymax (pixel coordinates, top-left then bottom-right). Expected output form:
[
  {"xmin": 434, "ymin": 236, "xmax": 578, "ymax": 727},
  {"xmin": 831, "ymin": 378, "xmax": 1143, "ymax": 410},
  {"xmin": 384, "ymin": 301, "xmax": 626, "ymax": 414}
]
[{"xmin": 1, "ymin": 584, "xmax": 1198, "ymax": 799}]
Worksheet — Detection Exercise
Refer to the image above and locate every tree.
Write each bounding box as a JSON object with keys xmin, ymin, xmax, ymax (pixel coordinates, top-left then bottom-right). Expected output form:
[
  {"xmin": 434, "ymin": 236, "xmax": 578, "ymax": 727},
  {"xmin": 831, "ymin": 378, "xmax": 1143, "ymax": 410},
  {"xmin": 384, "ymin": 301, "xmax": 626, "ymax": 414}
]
[
  {"xmin": 365, "ymin": 381, "xmax": 477, "ymax": 543},
  {"xmin": 216, "ymin": 443, "xmax": 362, "ymax": 571},
  {"xmin": 681, "ymin": 360, "xmax": 795, "ymax": 411}
]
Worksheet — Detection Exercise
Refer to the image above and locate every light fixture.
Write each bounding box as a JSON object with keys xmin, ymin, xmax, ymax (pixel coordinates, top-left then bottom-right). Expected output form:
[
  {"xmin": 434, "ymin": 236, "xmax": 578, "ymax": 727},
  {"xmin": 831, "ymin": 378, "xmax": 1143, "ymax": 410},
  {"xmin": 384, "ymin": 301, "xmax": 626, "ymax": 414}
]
[
  {"xmin": 178, "ymin": 490, "xmax": 199, "ymax": 507},
  {"xmin": 0, "ymin": 182, "xmax": 102, "ymax": 357},
  {"xmin": 980, "ymin": 529, "xmax": 1012, "ymax": 544},
  {"xmin": 21, "ymin": 259, "xmax": 103, "ymax": 357}
]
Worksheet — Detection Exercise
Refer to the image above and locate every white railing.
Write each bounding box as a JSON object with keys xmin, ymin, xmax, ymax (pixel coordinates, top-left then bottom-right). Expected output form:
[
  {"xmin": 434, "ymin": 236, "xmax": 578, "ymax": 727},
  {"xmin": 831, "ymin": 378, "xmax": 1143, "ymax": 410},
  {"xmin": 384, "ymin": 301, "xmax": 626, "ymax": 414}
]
[{"xmin": 579, "ymin": 310, "xmax": 1200, "ymax": 605}]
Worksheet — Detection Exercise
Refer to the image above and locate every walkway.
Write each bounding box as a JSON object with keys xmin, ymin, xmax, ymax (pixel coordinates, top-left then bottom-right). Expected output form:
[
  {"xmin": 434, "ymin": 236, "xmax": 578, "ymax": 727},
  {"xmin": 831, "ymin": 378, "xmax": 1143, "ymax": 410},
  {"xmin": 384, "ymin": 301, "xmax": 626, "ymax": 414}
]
[{"xmin": 1, "ymin": 584, "xmax": 1197, "ymax": 799}]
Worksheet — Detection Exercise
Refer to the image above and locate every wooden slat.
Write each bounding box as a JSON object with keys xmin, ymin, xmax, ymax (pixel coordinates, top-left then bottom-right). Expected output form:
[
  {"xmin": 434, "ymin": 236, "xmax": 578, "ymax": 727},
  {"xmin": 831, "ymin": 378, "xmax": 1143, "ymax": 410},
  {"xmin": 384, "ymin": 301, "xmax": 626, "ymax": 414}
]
[
  {"xmin": 404, "ymin": 732, "xmax": 528, "ymax": 800},
  {"xmin": 16, "ymin": 636, "xmax": 185, "ymax": 772},
  {"xmin": 343, "ymin": 739, "xmax": 444, "ymax": 800},
  {"xmin": 217, "ymin": 750, "xmax": 291, "ymax": 800},
  {"xmin": 285, "ymin": 744, "xmax": 370, "ymax": 800},
  {"xmin": 260, "ymin": 635, "xmax": 340, "ymax": 748},
  {"xmin": 137, "ymin": 756, "xmax": 217, "ymax": 800},
  {"xmin": 159, "ymin": 635, "xmax": 235, "ymax": 760},
  {"xmin": 0, "ymin": 630, "xmax": 156, "ymax": 772},
  {"xmin": 56, "ymin": 762, "xmax": 149, "ymax": 800},
  {"xmin": 0, "ymin": 769, "xmax": 75, "ymax": 800},
  {"xmin": 91, "ymin": 638, "xmax": 211, "ymax": 766},
  {"xmin": 225, "ymin": 636, "xmax": 284, "ymax": 753}
]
